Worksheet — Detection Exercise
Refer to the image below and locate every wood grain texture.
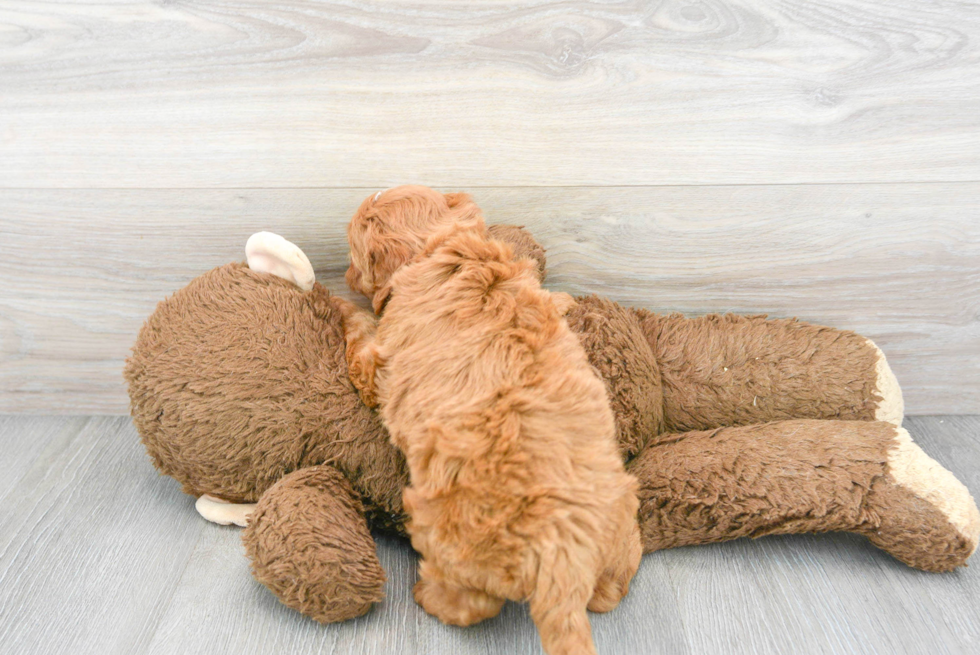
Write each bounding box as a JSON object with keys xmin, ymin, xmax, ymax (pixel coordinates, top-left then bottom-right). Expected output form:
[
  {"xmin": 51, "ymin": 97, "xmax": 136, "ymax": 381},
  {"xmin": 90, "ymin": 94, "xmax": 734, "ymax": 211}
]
[
  {"xmin": 1, "ymin": 0, "xmax": 979, "ymax": 187},
  {"xmin": 0, "ymin": 415, "xmax": 978, "ymax": 654},
  {"xmin": 0, "ymin": 416, "xmax": 205, "ymax": 655},
  {"xmin": 2, "ymin": 184, "xmax": 978, "ymax": 414}
]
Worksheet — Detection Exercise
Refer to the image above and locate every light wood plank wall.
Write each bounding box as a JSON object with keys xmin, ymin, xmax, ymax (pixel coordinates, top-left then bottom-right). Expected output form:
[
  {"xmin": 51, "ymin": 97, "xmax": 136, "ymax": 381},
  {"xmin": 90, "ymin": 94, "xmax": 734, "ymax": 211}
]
[{"xmin": 1, "ymin": 1, "xmax": 979, "ymax": 414}]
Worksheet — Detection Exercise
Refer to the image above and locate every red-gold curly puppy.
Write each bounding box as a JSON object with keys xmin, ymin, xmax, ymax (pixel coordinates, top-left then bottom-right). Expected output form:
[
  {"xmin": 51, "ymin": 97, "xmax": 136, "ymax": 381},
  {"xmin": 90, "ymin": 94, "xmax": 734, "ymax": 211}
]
[{"xmin": 335, "ymin": 186, "xmax": 641, "ymax": 655}]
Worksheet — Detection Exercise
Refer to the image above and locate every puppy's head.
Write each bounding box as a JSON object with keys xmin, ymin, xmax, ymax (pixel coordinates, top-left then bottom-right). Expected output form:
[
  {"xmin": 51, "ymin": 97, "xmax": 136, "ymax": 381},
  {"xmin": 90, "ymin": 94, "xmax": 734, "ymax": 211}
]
[{"xmin": 346, "ymin": 185, "xmax": 484, "ymax": 312}]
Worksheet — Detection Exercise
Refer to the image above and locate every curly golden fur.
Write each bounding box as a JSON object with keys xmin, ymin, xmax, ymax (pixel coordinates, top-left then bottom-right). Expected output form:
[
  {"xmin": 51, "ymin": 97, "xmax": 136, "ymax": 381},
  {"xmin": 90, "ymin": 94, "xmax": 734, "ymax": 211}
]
[{"xmin": 337, "ymin": 186, "xmax": 642, "ymax": 655}]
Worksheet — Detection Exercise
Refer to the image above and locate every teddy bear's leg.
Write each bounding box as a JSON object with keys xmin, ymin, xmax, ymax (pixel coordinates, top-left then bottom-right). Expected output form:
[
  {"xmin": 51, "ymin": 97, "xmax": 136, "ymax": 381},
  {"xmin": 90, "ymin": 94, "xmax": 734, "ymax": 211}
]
[
  {"xmin": 629, "ymin": 419, "xmax": 980, "ymax": 572},
  {"xmin": 245, "ymin": 231, "xmax": 316, "ymax": 291},
  {"xmin": 632, "ymin": 310, "xmax": 903, "ymax": 432},
  {"xmin": 867, "ymin": 427, "xmax": 979, "ymax": 570},
  {"xmin": 242, "ymin": 464, "xmax": 386, "ymax": 623},
  {"xmin": 195, "ymin": 494, "xmax": 256, "ymax": 527}
]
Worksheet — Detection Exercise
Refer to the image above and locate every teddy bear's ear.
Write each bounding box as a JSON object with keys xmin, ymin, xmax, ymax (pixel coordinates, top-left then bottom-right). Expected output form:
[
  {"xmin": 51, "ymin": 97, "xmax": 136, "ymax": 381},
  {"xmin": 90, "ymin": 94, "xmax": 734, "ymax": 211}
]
[{"xmin": 245, "ymin": 232, "xmax": 316, "ymax": 291}]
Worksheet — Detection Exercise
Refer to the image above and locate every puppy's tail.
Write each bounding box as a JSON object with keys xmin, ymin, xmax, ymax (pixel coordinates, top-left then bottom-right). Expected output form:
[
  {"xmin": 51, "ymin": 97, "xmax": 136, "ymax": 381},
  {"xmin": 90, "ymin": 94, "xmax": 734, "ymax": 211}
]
[{"xmin": 529, "ymin": 550, "xmax": 597, "ymax": 655}]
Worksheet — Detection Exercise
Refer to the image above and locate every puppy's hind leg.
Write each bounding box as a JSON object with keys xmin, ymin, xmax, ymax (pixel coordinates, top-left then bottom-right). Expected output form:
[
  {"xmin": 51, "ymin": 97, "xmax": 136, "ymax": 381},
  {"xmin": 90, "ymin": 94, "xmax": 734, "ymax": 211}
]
[
  {"xmin": 588, "ymin": 523, "xmax": 642, "ymax": 613},
  {"xmin": 413, "ymin": 559, "xmax": 505, "ymax": 627}
]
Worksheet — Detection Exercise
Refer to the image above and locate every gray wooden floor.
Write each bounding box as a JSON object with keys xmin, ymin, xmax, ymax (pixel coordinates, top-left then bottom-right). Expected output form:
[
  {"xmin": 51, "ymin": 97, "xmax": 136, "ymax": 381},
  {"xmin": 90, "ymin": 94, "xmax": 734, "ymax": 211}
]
[{"xmin": 1, "ymin": 415, "xmax": 978, "ymax": 655}]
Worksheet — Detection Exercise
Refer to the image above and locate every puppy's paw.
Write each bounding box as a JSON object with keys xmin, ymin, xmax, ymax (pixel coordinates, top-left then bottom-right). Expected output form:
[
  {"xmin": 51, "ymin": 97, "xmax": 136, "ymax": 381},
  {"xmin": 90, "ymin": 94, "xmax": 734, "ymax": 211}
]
[
  {"xmin": 551, "ymin": 292, "xmax": 577, "ymax": 316},
  {"xmin": 355, "ymin": 380, "xmax": 380, "ymax": 409},
  {"xmin": 329, "ymin": 295, "xmax": 361, "ymax": 323},
  {"xmin": 346, "ymin": 346, "xmax": 380, "ymax": 408},
  {"xmin": 413, "ymin": 578, "xmax": 504, "ymax": 627},
  {"xmin": 587, "ymin": 576, "xmax": 630, "ymax": 613}
]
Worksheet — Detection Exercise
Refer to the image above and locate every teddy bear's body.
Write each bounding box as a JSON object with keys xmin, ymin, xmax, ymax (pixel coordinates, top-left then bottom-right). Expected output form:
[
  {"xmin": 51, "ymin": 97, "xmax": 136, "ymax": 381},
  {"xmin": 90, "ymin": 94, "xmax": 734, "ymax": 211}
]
[
  {"xmin": 129, "ymin": 265, "xmax": 884, "ymax": 523},
  {"xmin": 126, "ymin": 227, "xmax": 979, "ymax": 625}
]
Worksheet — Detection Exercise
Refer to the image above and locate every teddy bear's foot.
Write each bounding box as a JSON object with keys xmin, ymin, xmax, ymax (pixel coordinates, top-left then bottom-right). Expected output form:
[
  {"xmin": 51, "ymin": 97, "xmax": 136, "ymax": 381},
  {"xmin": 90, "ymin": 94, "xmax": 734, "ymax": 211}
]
[
  {"xmin": 245, "ymin": 232, "xmax": 316, "ymax": 291},
  {"xmin": 866, "ymin": 339, "xmax": 904, "ymax": 426},
  {"xmin": 195, "ymin": 494, "xmax": 256, "ymax": 527},
  {"xmin": 861, "ymin": 427, "xmax": 980, "ymax": 571}
]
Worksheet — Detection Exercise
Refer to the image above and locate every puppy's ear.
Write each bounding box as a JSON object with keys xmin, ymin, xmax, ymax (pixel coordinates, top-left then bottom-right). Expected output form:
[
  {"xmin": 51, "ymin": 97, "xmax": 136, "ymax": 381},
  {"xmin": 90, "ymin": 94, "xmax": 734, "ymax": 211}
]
[
  {"xmin": 444, "ymin": 192, "xmax": 485, "ymax": 232},
  {"xmin": 443, "ymin": 192, "xmax": 471, "ymax": 209},
  {"xmin": 372, "ymin": 284, "xmax": 393, "ymax": 314},
  {"xmin": 486, "ymin": 224, "xmax": 547, "ymax": 282}
]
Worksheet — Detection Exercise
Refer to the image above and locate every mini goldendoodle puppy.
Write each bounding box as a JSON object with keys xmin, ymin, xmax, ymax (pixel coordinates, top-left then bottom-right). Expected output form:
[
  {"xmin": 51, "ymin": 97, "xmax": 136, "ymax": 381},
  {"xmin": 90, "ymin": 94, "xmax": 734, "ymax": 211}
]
[{"xmin": 334, "ymin": 185, "xmax": 641, "ymax": 655}]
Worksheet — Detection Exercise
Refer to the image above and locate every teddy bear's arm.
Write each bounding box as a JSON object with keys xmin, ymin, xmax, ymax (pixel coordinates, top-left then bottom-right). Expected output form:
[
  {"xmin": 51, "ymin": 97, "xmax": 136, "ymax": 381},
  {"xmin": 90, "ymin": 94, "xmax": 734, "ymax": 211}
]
[
  {"xmin": 632, "ymin": 310, "xmax": 903, "ymax": 433},
  {"xmin": 243, "ymin": 464, "xmax": 387, "ymax": 623},
  {"xmin": 195, "ymin": 494, "xmax": 256, "ymax": 527},
  {"xmin": 628, "ymin": 418, "xmax": 980, "ymax": 572}
]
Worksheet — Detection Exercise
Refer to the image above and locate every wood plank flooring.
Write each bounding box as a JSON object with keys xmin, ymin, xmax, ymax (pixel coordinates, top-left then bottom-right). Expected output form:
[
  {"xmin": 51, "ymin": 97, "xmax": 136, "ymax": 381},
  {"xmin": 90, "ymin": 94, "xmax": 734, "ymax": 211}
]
[{"xmin": 1, "ymin": 415, "xmax": 978, "ymax": 655}]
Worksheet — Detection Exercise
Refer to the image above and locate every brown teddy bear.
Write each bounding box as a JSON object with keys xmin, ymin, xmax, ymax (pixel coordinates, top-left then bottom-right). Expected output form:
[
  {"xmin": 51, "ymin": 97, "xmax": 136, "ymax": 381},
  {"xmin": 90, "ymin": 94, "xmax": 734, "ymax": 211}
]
[{"xmin": 125, "ymin": 202, "xmax": 979, "ymax": 626}]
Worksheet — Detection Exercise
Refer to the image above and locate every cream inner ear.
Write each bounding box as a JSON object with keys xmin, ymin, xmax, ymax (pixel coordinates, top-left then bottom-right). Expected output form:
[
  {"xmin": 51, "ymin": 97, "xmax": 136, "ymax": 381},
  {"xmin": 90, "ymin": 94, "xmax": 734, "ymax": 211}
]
[{"xmin": 245, "ymin": 232, "xmax": 316, "ymax": 291}]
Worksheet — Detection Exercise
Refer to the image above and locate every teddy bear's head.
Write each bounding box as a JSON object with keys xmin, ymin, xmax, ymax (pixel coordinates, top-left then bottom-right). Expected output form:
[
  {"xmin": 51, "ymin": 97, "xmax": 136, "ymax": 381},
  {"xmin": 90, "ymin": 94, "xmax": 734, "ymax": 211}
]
[{"xmin": 124, "ymin": 262, "xmax": 407, "ymax": 518}]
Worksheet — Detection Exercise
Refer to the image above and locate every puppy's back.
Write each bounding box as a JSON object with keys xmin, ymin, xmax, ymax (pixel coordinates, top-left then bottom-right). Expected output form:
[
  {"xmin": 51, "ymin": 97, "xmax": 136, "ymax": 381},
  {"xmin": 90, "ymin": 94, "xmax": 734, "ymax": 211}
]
[
  {"xmin": 380, "ymin": 229, "xmax": 640, "ymax": 655},
  {"xmin": 382, "ymin": 227, "xmax": 629, "ymax": 530}
]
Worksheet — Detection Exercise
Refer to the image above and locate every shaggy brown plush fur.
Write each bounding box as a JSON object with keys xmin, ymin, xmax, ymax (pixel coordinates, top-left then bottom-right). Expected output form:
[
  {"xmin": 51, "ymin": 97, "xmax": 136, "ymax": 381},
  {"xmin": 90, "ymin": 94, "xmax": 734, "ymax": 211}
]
[
  {"xmin": 125, "ymin": 204, "xmax": 979, "ymax": 626},
  {"xmin": 244, "ymin": 465, "xmax": 386, "ymax": 622},
  {"xmin": 339, "ymin": 187, "xmax": 641, "ymax": 655},
  {"xmin": 629, "ymin": 419, "xmax": 975, "ymax": 572},
  {"xmin": 125, "ymin": 262, "xmax": 408, "ymax": 526},
  {"xmin": 563, "ymin": 296, "xmax": 665, "ymax": 460},
  {"xmin": 635, "ymin": 311, "xmax": 880, "ymax": 432}
]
